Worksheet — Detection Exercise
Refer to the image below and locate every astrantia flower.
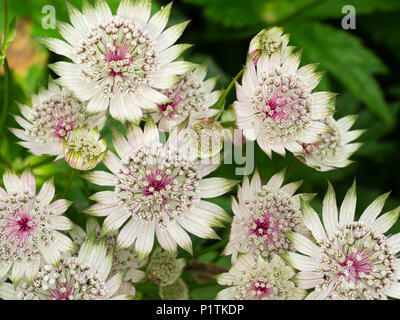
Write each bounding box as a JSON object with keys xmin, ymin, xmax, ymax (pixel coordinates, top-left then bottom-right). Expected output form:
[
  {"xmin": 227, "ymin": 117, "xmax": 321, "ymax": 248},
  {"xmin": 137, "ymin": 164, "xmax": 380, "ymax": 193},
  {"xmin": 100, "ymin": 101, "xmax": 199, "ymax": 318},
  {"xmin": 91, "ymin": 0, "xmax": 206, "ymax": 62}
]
[
  {"xmin": 283, "ymin": 182, "xmax": 400, "ymax": 300},
  {"xmin": 216, "ymin": 254, "xmax": 306, "ymax": 300},
  {"xmin": 190, "ymin": 119, "xmax": 224, "ymax": 159},
  {"xmin": 159, "ymin": 278, "xmax": 189, "ymax": 300},
  {"xmin": 0, "ymin": 169, "xmax": 74, "ymax": 283},
  {"xmin": 294, "ymin": 115, "xmax": 364, "ymax": 171},
  {"xmin": 10, "ymin": 82, "xmax": 105, "ymax": 159},
  {"xmin": 146, "ymin": 247, "xmax": 185, "ymax": 286},
  {"xmin": 0, "ymin": 235, "xmax": 130, "ymax": 300},
  {"xmin": 39, "ymin": 0, "xmax": 195, "ymax": 123},
  {"xmin": 70, "ymin": 218, "xmax": 147, "ymax": 297},
  {"xmin": 83, "ymin": 117, "xmax": 235, "ymax": 259},
  {"xmin": 63, "ymin": 126, "xmax": 107, "ymax": 171},
  {"xmin": 248, "ymin": 27, "xmax": 292, "ymax": 65},
  {"xmin": 152, "ymin": 64, "xmax": 222, "ymax": 131},
  {"xmin": 234, "ymin": 53, "xmax": 333, "ymax": 158},
  {"xmin": 224, "ymin": 169, "xmax": 313, "ymax": 262}
]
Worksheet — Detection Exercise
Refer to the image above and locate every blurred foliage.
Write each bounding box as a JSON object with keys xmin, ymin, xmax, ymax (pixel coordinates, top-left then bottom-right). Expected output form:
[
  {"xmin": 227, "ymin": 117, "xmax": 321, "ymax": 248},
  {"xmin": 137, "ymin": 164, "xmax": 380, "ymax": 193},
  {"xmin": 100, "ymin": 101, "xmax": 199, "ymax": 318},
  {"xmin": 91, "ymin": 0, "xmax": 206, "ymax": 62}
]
[{"xmin": 0, "ymin": 0, "xmax": 400, "ymax": 299}]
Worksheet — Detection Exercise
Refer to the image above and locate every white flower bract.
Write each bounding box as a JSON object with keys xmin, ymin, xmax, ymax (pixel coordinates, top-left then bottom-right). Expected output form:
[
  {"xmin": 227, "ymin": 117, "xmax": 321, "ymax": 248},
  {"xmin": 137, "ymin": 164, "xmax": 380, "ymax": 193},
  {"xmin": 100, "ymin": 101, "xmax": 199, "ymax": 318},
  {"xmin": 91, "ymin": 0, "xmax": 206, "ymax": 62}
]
[
  {"xmin": 216, "ymin": 254, "xmax": 306, "ymax": 300},
  {"xmin": 83, "ymin": 117, "xmax": 235, "ymax": 259},
  {"xmin": 0, "ymin": 169, "xmax": 74, "ymax": 283},
  {"xmin": 38, "ymin": 0, "xmax": 196, "ymax": 123},
  {"xmin": 10, "ymin": 82, "xmax": 105, "ymax": 159},
  {"xmin": 234, "ymin": 51, "xmax": 333, "ymax": 158},
  {"xmin": 294, "ymin": 115, "xmax": 364, "ymax": 171},
  {"xmin": 224, "ymin": 169, "xmax": 312, "ymax": 262},
  {"xmin": 0, "ymin": 235, "xmax": 130, "ymax": 300},
  {"xmin": 283, "ymin": 181, "xmax": 400, "ymax": 300}
]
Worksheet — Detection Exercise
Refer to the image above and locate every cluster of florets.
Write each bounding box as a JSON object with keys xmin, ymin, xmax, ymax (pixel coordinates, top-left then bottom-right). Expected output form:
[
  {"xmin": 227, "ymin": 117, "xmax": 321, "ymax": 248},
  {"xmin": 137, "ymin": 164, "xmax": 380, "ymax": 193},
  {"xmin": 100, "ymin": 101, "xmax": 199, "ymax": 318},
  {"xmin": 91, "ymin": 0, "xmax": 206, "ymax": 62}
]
[
  {"xmin": 241, "ymin": 186, "xmax": 302, "ymax": 258},
  {"xmin": 28, "ymin": 92, "xmax": 89, "ymax": 143},
  {"xmin": 146, "ymin": 248, "xmax": 185, "ymax": 286},
  {"xmin": 16, "ymin": 257, "xmax": 107, "ymax": 300},
  {"xmin": 0, "ymin": 192, "xmax": 54, "ymax": 264},
  {"xmin": 190, "ymin": 119, "xmax": 224, "ymax": 158},
  {"xmin": 76, "ymin": 16, "xmax": 159, "ymax": 97},
  {"xmin": 115, "ymin": 144, "xmax": 201, "ymax": 227},
  {"xmin": 317, "ymin": 223, "xmax": 397, "ymax": 300},
  {"xmin": 63, "ymin": 127, "xmax": 107, "ymax": 170},
  {"xmin": 252, "ymin": 71, "xmax": 312, "ymax": 144}
]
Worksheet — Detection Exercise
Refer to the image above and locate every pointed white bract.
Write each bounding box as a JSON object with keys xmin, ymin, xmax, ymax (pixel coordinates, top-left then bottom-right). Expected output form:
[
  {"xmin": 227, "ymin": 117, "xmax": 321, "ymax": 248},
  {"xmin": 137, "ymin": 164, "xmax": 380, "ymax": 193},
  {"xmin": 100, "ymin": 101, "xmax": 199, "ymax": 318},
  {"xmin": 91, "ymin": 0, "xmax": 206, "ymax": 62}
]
[
  {"xmin": 224, "ymin": 169, "xmax": 312, "ymax": 262},
  {"xmin": 39, "ymin": 0, "xmax": 195, "ymax": 123},
  {"xmin": 216, "ymin": 254, "xmax": 306, "ymax": 300},
  {"xmin": 70, "ymin": 218, "xmax": 147, "ymax": 297},
  {"xmin": 248, "ymin": 26, "xmax": 293, "ymax": 65},
  {"xmin": 234, "ymin": 50, "xmax": 333, "ymax": 158},
  {"xmin": 0, "ymin": 169, "xmax": 74, "ymax": 283},
  {"xmin": 63, "ymin": 126, "xmax": 107, "ymax": 171},
  {"xmin": 84, "ymin": 117, "xmax": 234, "ymax": 258},
  {"xmin": 283, "ymin": 182, "xmax": 400, "ymax": 300},
  {"xmin": 146, "ymin": 247, "xmax": 185, "ymax": 286},
  {"xmin": 10, "ymin": 82, "xmax": 106, "ymax": 159},
  {"xmin": 152, "ymin": 64, "xmax": 222, "ymax": 131},
  {"xmin": 0, "ymin": 235, "xmax": 130, "ymax": 300},
  {"xmin": 294, "ymin": 115, "xmax": 364, "ymax": 171}
]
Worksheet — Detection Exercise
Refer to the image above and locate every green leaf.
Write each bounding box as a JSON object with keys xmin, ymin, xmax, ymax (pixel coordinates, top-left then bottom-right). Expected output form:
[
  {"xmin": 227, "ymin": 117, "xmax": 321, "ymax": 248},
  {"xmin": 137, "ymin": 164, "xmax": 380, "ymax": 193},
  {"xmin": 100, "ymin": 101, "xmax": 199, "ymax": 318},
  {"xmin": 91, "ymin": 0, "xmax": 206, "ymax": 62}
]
[
  {"xmin": 286, "ymin": 21, "xmax": 393, "ymax": 126},
  {"xmin": 182, "ymin": 0, "xmax": 262, "ymax": 27}
]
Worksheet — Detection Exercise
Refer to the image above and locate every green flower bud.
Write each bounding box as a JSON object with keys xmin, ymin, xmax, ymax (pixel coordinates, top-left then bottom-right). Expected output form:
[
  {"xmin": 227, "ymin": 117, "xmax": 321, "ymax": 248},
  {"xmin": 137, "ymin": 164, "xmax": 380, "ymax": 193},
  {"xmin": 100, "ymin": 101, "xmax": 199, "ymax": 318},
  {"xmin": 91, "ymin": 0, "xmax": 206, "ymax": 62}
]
[{"xmin": 146, "ymin": 248, "xmax": 185, "ymax": 286}]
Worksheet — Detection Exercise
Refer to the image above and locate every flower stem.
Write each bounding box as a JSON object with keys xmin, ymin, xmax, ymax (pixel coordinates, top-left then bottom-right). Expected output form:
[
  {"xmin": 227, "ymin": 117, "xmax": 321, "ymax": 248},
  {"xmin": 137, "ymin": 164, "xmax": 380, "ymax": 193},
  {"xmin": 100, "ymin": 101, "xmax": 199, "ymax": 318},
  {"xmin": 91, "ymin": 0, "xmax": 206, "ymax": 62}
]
[
  {"xmin": 0, "ymin": 58, "xmax": 9, "ymax": 140},
  {"xmin": 63, "ymin": 168, "xmax": 76, "ymax": 198},
  {"xmin": 194, "ymin": 238, "xmax": 229, "ymax": 258},
  {"xmin": 212, "ymin": 67, "xmax": 244, "ymax": 121},
  {"xmin": 0, "ymin": 0, "xmax": 10, "ymax": 141}
]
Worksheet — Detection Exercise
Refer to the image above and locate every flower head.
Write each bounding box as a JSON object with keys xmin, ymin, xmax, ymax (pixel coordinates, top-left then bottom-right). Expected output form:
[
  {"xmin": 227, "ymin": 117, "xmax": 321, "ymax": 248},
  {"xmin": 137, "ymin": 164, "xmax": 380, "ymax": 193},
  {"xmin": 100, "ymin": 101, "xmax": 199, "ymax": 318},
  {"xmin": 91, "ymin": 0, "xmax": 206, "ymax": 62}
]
[
  {"xmin": 159, "ymin": 278, "xmax": 189, "ymax": 300},
  {"xmin": 153, "ymin": 64, "xmax": 222, "ymax": 131},
  {"xmin": 39, "ymin": 0, "xmax": 195, "ymax": 123},
  {"xmin": 146, "ymin": 247, "xmax": 185, "ymax": 286},
  {"xmin": 248, "ymin": 27, "xmax": 292, "ymax": 65},
  {"xmin": 234, "ymin": 52, "xmax": 333, "ymax": 158},
  {"xmin": 283, "ymin": 181, "xmax": 400, "ymax": 300},
  {"xmin": 63, "ymin": 126, "xmax": 107, "ymax": 171},
  {"xmin": 216, "ymin": 254, "xmax": 306, "ymax": 300},
  {"xmin": 0, "ymin": 235, "xmax": 130, "ymax": 300},
  {"xmin": 190, "ymin": 118, "xmax": 224, "ymax": 159},
  {"xmin": 83, "ymin": 117, "xmax": 235, "ymax": 259},
  {"xmin": 70, "ymin": 218, "xmax": 147, "ymax": 297},
  {"xmin": 224, "ymin": 169, "xmax": 312, "ymax": 262},
  {"xmin": 0, "ymin": 169, "xmax": 74, "ymax": 283},
  {"xmin": 294, "ymin": 115, "xmax": 364, "ymax": 171},
  {"xmin": 10, "ymin": 82, "xmax": 105, "ymax": 159}
]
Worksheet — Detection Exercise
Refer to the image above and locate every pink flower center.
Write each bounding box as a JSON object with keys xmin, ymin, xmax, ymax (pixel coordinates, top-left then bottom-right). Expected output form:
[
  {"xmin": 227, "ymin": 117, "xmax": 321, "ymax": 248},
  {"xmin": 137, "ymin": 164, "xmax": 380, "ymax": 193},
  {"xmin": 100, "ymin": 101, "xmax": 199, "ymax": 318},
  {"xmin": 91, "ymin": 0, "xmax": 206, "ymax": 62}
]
[
  {"xmin": 53, "ymin": 118, "xmax": 76, "ymax": 141},
  {"xmin": 158, "ymin": 101, "xmax": 178, "ymax": 117},
  {"xmin": 264, "ymin": 98, "xmax": 286, "ymax": 120},
  {"xmin": 105, "ymin": 44, "xmax": 133, "ymax": 79},
  {"xmin": 48, "ymin": 285, "xmax": 75, "ymax": 300},
  {"xmin": 5, "ymin": 210, "xmax": 36, "ymax": 245},
  {"xmin": 141, "ymin": 171, "xmax": 174, "ymax": 196},
  {"xmin": 251, "ymin": 214, "xmax": 282, "ymax": 243},
  {"xmin": 251, "ymin": 281, "xmax": 271, "ymax": 299},
  {"xmin": 337, "ymin": 251, "xmax": 372, "ymax": 282}
]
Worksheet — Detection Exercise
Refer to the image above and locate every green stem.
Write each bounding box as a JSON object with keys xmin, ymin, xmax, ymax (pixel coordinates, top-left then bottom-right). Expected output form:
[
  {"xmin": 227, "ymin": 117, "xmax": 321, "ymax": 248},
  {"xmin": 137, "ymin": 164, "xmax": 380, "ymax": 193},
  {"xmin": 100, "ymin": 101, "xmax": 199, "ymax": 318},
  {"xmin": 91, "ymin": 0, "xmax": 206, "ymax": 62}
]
[
  {"xmin": 194, "ymin": 238, "xmax": 229, "ymax": 258},
  {"xmin": 212, "ymin": 67, "xmax": 244, "ymax": 121},
  {"xmin": 3, "ymin": 0, "xmax": 8, "ymax": 37},
  {"xmin": 0, "ymin": 58, "xmax": 9, "ymax": 140},
  {"xmin": 0, "ymin": 0, "xmax": 9, "ymax": 141},
  {"xmin": 62, "ymin": 168, "xmax": 76, "ymax": 198}
]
